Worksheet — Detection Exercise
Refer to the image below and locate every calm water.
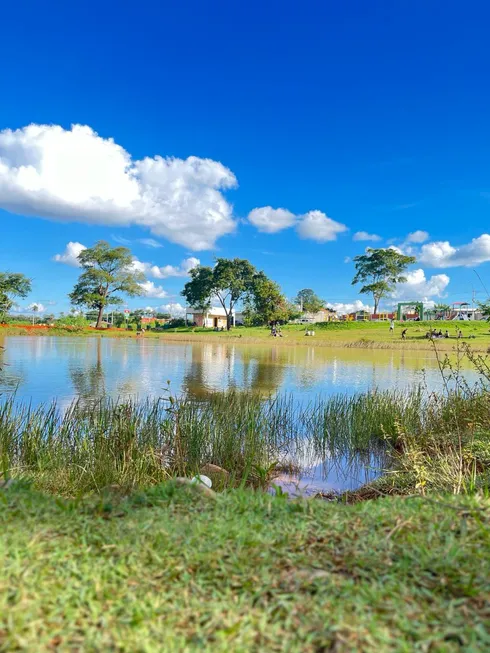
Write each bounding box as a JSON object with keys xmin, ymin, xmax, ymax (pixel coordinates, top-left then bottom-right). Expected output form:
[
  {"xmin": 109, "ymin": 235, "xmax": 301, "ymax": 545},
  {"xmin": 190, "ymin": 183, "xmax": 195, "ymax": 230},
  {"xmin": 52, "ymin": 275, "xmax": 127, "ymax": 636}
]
[
  {"xmin": 0, "ymin": 336, "xmax": 479, "ymax": 493},
  {"xmin": 0, "ymin": 335, "xmax": 477, "ymax": 406}
]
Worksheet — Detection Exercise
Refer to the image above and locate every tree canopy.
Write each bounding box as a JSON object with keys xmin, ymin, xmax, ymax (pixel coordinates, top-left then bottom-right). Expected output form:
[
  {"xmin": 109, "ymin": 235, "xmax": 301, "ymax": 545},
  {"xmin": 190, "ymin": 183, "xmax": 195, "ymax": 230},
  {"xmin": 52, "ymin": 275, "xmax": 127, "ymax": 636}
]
[
  {"xmin": 294, "ymin": 288, "xmax": 324, "ymax": 314},
  {"xmin": 0, "ymin": 272, "xmax": 32, "ymax": 320},
  {"xmin": 69, "ymin": 241, "xmax": 145, "ymax": 328},
  {"xmin": 352, "ymin": 248, "xmax": 416, "ymax": 314},
  {"xmin": 243, "ymin": 273, "xmax": 289, "ymax": 325},
  {"xmin": 478, "ymin": 301, "xmax": 490, "ymax": 322},
  {"xmin": 182, "ymin": 258, "xmax": 284, "ymax": 329}
]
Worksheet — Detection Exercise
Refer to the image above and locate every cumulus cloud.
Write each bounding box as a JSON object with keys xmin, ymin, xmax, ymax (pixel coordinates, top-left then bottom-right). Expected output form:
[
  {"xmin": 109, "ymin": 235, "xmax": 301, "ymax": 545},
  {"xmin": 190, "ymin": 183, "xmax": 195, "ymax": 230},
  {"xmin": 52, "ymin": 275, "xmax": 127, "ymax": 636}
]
[
  {"xmin": 138, "ymin": 281, "xmax": 168, "ymax": 299},
  {"xmin": 27, "ymin": 302, "xmax": 45, "ymax": 312},
  {"xmin": 393, "ymin": 269, "xmax": 450, "ymax": 305},
  {"xmin": 151, "ymin": 256, "xmax": 199, "ymax": 279},
  {"xmin": 0, "ymin": 124, "xmax": 237, "ymax": 250},
  {"xmin": 406, "ymin": 230, "xmax": 429, "ymax": 244},
  {"xmin": 248, "ymin": 207, "xmax": 296, "ymax": 233},
  {"xmin": 130, "ymin": 256, "xmax": 199, "ymax": 279},
  {"xmin": 296, "ymin": 210, "xmax": 348, "ymax": 242},
  {"xmin": 419, "ymin": 235, "xmax": 490, "ymax": 268},
  {"xmin": 52, "ymin": 241, "xmax": 87, "ymax": 267},
  {"xmin": 353, "ymin": 231, "xmax": 381, "ymax": 242},
  {"xmin": 248, "ymin": 206, "xmax": 347, "ymax": 242},
  {"xmin": 326, "ymin": 300, "xmax": 373, "ymax": 315},
  {"xmin": 159, "ymin": 302, "xmax": 186, "ymax": 316}
]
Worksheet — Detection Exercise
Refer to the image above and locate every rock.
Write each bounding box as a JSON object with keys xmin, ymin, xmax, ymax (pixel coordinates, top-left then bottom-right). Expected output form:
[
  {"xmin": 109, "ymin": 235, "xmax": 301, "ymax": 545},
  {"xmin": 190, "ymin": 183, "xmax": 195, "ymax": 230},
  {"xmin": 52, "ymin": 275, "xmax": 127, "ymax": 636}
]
[
  {"xmin": 200, "ymin": 463, "xmax": 230, "ymax": 479},
  {"xmin": 174, "ymin": 477, "xmax": 217, "ymax": 499}
]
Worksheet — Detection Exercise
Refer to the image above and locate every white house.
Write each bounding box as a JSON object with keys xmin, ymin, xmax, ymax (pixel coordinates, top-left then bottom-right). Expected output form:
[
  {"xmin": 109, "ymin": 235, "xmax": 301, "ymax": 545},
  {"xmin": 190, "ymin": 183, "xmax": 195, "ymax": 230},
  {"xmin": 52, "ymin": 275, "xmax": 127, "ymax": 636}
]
[{"xmin": 186, "ymin": 307, "xmax": 236, "ymax": 328}]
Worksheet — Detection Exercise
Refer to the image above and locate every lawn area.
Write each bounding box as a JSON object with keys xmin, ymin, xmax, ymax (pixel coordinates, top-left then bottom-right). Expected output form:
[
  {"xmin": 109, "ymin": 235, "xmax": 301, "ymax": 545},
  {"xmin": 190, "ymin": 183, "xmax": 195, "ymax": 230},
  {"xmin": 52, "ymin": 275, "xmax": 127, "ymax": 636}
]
[
  {"xmin": 3, "ymin": 320, "xmax": 490, "ymax": 351},
  {"xmin": 1, "ymin": 482, "xmax": 489, "ymax": 652}
]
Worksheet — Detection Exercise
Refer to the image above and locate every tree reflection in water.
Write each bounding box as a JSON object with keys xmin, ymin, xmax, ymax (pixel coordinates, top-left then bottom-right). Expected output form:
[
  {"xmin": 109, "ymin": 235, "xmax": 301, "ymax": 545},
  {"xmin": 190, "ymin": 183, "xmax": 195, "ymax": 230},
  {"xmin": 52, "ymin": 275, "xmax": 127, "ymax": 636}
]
[
  {"xmin": 182, "ymin": 343, "xmax": 287, "ymax": 399},
  {"xmin": 68, "ymin": 338, "xmax": 106, "ymax": 406}
]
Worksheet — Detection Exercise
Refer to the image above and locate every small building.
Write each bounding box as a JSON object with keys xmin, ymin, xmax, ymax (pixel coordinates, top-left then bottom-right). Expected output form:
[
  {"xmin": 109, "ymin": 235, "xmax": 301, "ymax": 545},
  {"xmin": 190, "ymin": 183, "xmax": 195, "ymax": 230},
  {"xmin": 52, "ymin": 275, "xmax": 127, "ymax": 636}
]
[
  {"xmin": 293, "ymin": 308, "xmax": 338, "ymax": 324},
  {"xmin": 186, "ymin": 307, "xmax": 235, "ymax": 328}
]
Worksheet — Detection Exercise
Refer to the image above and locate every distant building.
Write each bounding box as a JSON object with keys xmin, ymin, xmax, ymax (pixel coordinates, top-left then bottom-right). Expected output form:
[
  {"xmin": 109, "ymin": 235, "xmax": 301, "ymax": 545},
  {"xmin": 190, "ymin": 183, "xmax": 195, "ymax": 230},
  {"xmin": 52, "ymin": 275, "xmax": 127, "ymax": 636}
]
[
  {"xmin": 186, "ymin": 307, "xmax": 235, "ymax": 328},
  {"xmin": 293, "ymin": 307, "xmax": 338, "ymax": 324}
]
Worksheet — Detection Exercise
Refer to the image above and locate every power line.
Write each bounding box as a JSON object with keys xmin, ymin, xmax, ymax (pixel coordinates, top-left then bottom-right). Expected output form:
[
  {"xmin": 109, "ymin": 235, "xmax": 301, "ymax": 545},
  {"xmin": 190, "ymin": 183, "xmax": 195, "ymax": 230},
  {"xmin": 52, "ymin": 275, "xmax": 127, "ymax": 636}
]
[{"xmin": 473, "ymin": 269, "xmax": 490, "ymax": 300}]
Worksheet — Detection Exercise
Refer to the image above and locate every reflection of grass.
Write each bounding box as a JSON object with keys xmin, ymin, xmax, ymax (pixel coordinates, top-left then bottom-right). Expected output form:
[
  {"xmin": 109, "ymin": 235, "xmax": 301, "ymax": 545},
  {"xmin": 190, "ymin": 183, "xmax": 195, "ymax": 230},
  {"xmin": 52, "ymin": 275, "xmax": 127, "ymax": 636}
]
[{"xmin": 1, "ymin": 482, "xmax": 489, "ymax": 651}]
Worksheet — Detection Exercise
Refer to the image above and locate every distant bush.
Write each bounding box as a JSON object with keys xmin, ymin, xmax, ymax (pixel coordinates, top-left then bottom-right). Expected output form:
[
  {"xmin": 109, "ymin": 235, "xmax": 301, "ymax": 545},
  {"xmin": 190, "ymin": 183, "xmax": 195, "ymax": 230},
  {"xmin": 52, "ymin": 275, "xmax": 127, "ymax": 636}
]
[
  {"xmin": 165, "ymin": 318, "xmax": 186, "ymax": 328},
  {"xmin": 56, "ymin": 315, "xmax": 89, "ymax": 330}
]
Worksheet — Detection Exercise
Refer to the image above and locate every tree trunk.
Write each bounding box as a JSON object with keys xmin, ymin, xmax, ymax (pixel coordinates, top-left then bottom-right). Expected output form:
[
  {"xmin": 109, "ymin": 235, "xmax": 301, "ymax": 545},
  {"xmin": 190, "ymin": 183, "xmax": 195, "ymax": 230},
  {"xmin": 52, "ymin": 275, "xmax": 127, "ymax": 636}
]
[
  {"xmin": 96, "ymin": 304, "xmax": 104, "ymax": 329},
  {"xmin": 226, "ymin": 312, "xmax": 231, "ymax": 331},
  {"xmin": 374, "ymin": 298, "xmax": 379, "ymax": 315}
]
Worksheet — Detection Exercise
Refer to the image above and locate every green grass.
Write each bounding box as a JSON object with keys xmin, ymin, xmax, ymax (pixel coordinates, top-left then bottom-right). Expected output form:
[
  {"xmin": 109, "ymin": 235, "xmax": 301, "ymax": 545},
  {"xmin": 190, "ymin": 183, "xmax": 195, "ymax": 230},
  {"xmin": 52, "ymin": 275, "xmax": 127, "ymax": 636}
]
[
  {"xmin": 3, "ymin": 320, "xmax": 490, "ymax": 351},
  {"xmin": 1, "ymin": 482, "xmax": 489, "ymax": 652},
  {"xmin": 2, "ymin": 383, "xmax": 490, "ymax": 498},
  {"xmin": 0, "ymin": 389, "xmax": 427, "ymax": 496}
]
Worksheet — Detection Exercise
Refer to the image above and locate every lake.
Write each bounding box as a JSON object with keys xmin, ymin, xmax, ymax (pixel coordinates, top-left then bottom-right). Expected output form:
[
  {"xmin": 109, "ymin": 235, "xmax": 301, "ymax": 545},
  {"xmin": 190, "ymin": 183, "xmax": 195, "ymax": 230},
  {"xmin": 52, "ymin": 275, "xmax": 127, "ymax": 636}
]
[
  {"xmin": 0, "ymin": 335, "xmax": 476, "ymax": 406},
  {"xmin": 0, "ymin": 336, "xmax": 479, "ymax": 494}
]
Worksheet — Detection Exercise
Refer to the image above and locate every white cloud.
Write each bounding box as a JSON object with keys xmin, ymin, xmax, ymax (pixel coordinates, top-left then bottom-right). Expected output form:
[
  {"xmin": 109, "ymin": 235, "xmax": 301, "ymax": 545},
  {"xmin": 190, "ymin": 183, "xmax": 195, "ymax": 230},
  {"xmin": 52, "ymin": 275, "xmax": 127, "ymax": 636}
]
[
  {"xmin": 27, "ymin": 302, "xmax": 45, "ymax": 313},
  {"xmin": 52, "ymin": 241, "xmax": 87, "ymax": 267},
  {"xmin": 159, "ymin": 302, "xmax": 186, "ymax": 316},
  {"xmin": 326, "ymin": 300, "xmax": 373, "ymax": 315},
  {"xmin": 130, "ymin": 256, "xmax": 199, "ymax": 279},
  {"xmin": 248, "ymin": 206, "xmax": 347, "ymax": 242},
  {"xmin": 248, "ymin": 206, "xmax": 296, "ymax": 233},
  {"xmin": 0, "ymin": 123, "xmax": 237, "ymax": 250},
  {"xmin": 393, "ymin": 269, "xmax": 450, "ymax": 305},
  {"xmin": 138, "ymin": 238, "xmax": 163, "ymax": 248},
  {"xmin": 419, "ymin": 235, "xmax": 490, "ymax": 268},
  {"xmin": 353, "ymin": 231, "xmax": 381, "ymax": 242},
  {"xmin": 296, "ymin": 210, "xmax": 348, "ymax": 242},
  {"xmin": 406, "ymin": 230, "xmax": 429, "ymax": 244},
  {"xmin": 152, "ymin": 256, "xmax": 200, "ymax": 279},
  {"xmin": 139, "ymin": 281, "xmax": 168, "ymax": 299},
  {"xmin": 144, "ymin": 306, "xmax": 155, "ymax": 313}
]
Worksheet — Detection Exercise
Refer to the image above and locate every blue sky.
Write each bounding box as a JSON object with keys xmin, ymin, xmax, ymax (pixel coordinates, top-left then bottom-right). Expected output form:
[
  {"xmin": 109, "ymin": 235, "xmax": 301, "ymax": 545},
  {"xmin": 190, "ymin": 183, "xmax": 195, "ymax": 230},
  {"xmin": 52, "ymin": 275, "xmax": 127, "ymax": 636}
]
[{"xmin": 1, "ymin": 0, "xmax": 490, "ymax": 315}]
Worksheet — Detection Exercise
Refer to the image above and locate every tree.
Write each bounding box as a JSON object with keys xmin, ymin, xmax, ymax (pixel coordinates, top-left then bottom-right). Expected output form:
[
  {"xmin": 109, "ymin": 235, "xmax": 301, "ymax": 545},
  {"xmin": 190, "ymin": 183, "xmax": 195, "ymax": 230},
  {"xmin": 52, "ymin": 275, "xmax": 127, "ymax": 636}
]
[
  {"xmin": 0, "ymin": 272, "xmax": 31, "ymax": 321},
  {"xmin": 478, "ymin": 301, "xmax": 490, "ymax": 322},
  {"xmin": 352, "ymin": 248, "xmax": 416, "ymax": 314},
  {"xmin": 294, "ymin": 289, "xmax": 324, "ymax": 314},
  {"xmin": 434, "ymin": 303, "xmax": 451, "ymax": 316},
  {"xmin": 69, "ymin": 241, "xmax": 145, "ymax": 328},
  {"xmin": 244, "ymin": 273, "xmax": 288, "ymax": 325},
  {"xmin": 182, "ymin": 258, "xmax": 258, "ymax": 330},
  {"xmin": 31, "ymin": 303, "xmax": 39, "ymax": 325}
]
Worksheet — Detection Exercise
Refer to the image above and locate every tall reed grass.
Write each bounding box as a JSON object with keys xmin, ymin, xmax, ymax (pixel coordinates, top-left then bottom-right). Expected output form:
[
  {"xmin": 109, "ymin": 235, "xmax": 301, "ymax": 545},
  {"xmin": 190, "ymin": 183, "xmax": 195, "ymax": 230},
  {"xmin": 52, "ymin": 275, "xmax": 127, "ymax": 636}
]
[{"xmin": 1, "ymin": 360, "xmax": 489, "ymax": 497}]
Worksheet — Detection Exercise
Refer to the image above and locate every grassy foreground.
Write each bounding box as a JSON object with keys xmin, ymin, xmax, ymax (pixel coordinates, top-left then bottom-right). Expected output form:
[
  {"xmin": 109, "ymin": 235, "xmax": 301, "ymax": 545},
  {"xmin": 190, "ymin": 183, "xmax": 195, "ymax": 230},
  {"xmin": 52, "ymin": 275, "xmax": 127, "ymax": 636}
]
[
  {"xmin": 1, "ymin": 482, "xmax": 490, "ymax": 652},
  {"xmin": 2, "ymin": 320, "xmax": 490, "ymax": 351}
]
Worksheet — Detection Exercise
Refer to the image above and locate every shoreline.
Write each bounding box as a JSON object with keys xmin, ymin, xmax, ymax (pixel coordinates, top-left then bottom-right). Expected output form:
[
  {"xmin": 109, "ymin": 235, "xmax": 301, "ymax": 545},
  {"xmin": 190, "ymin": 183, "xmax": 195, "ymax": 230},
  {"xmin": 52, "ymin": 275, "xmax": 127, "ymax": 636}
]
[{"xmin": 1, "ymin": 325, "xmax": 489, "ymax": 352}]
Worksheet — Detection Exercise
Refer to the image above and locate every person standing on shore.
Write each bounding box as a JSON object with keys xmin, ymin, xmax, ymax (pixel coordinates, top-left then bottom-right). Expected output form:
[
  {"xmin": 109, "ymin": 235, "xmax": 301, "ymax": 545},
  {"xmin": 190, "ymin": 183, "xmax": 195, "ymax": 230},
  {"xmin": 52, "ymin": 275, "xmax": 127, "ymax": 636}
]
[{"xmin": 389, "ymin": 319, "xmax": 395, "ymax": 334}]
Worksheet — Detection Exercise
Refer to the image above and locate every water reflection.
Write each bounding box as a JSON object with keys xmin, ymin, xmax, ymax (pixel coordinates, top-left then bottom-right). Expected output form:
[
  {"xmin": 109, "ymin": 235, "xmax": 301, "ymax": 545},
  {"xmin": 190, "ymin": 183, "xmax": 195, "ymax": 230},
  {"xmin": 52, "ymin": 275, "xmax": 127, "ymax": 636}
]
[
  {"xmin": 68, "ymin": 338, "xmax": 106, "ymax": 405},
  {"xmin": 0, "ymin": 335, "xmax": 479, "ymax": 407},
  {"xmin": 182, "ymin": 343, "xmax": 287, "ymax": 398}
]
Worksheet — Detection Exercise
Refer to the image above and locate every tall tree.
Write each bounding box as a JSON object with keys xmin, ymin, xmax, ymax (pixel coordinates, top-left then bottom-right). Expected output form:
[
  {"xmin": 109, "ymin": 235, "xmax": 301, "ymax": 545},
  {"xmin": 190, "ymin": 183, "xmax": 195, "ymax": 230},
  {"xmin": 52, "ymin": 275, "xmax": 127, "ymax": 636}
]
[
  {"xmin": 0, "ymin": 272, "xmax": 32, "ymax": 320},
  {"xmin": 244, "ymin": 273, "xmax": 288, "ymax": 325},
  {"xmin": 69, "ymin": 241, "xmax": 145, "ymax": 328},
  {"xmin": 352, "ymin": 248, "xmax": 416, "ymax": 314},
  {"xmin": 182, "ymin": 258, "xmax": 258, "ymax": 330},
  {"xmin": 294, "ymin": 288, "xmax": 324, "ymax": 313}
]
